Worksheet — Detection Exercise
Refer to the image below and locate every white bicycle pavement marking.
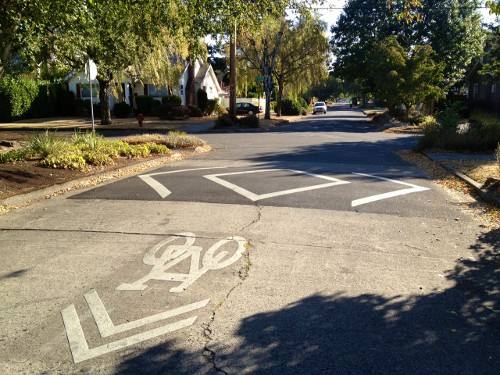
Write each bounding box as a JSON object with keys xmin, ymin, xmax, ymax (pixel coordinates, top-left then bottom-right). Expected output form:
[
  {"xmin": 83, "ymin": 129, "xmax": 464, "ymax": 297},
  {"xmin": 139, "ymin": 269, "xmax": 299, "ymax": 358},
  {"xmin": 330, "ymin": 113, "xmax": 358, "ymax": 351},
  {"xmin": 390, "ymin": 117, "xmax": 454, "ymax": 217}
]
[
  {"xmin": 204, "ymin": 169, "xmax": 351, "ymax": 201},
  {"xmin": 61, "ymin": 290, "xmax": 209, "ymax": 364},
  {"xmin": 116, "ymin": 232, "xmax": 248, "ymax": 293},
  {"xmin": 139, "ymin": 167, "xmax": 228, "ymax": 198},
  {"xmin": 351, "ymin": 172, "xmax": 431, "ymax": 207}
]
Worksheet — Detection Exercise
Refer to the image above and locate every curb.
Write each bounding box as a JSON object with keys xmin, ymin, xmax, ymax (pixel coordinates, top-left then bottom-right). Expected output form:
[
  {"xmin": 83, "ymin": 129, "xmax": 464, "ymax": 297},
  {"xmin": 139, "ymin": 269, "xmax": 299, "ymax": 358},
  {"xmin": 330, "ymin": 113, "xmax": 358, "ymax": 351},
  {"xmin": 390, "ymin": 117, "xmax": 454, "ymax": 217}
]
[
  {"xmin": 424, "ymin": 153, "xmax": 500, "ymax": 207},
  {"xmin": 0, "ymin": 147, "xmax": 209, "ymax": 212}
]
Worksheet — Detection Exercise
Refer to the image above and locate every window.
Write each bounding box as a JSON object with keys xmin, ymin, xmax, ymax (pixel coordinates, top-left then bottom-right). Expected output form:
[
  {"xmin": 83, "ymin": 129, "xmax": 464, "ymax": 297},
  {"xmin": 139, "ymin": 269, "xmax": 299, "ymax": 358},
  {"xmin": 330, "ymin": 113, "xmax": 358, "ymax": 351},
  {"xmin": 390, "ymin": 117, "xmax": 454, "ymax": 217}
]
[
  {"xmin": 81, "ymin": 83, "xmax": 99, "ymax": 98},
  {"xmin": 473, "ymin": 83, "xmax": 479, "ymax": 99},
  {"xmin": 148, "ymin": 84, "xmax": 168, "ymax": 97}
]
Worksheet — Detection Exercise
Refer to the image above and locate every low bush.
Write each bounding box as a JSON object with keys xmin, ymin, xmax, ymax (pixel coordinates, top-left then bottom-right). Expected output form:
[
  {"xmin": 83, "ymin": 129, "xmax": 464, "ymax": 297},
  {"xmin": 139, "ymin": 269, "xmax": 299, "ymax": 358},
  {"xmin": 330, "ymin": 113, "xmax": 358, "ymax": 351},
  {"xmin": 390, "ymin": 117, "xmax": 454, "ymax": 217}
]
[
  {"xmin": 113, "ymin": 102, "xmax": 131, "ymax": 118},
  {"xmin": 205, "ymin": 99, "xmax": 219, "ymax": 115},
  {"xmin": 29, "ymin": 131, "xmax": 68, "ymax": 158},
  {"xmin": 162, "ymin": 95, "xmax": 182, "ymax": 106},
  {"xmin": 163, "ymin": 131, "xmax": 206, "ymax": 148},
  {"xmin": 217, "ymin": 105, "xmax": 228, "ymax": 116},
  {"xmin": 215, "ymin": 114, "xmax": 235, "ymax": 128},
  {"xmin": 239, "ymin": 114, "xmax": 259, "ymax": 128},
  {"xmin": 435, "ymin": 107, "xmax": 461, "ymax": 128},
  {"xmin": 0, "ymin": 148, "xmax": 30, "ymax": 163},
  {"xmin": 39, "ymin": 146, "xmax": 87, "ymax": 170},
  {"xmin": 418, "ymin": 111, "xmax": 500, "ymax": 152},
  {"xmin": 197, "ymin": 88, "xmax": 208, "ymax": 112},
  {"xmin": 157, "ymin": 104, "xmax": 190, "ymax": 120},
  {"xmin": 187, "ymin": 105, "xmax": 203, "ymax": 117},
  {"xmin": 135, "ymin": 95, "xmax": 155, "ymax": 115},
  {"xmin": 281, "ymin": 98, "xmax": 301, "ymax": 116}
]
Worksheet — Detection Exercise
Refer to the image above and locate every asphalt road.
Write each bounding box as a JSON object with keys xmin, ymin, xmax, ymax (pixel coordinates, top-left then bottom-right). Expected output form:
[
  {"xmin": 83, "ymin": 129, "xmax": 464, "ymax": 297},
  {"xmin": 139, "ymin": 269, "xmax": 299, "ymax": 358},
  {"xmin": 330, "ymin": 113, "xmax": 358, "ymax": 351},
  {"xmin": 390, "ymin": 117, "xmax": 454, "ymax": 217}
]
[{"xmin": 0, "ymin": 104, "xmax": 498, "ymax": 374}]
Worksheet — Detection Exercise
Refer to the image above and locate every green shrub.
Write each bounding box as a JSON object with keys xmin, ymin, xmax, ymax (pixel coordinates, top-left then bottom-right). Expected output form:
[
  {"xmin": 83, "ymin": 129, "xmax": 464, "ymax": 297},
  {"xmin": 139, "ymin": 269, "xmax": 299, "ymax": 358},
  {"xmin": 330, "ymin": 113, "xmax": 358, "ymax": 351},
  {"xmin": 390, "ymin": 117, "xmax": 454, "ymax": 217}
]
[
  {"xmin": 297, "ymin": 97, "xmax": 308, "ymax": 109},
  {"xmin": 82, "ymin": 149, "xmax": 113, "ymax": 166},
  {"xmin": 72, "ymin": 130, "xmax": 105, "ymax": 150},
  {"xmin": 157, "ymin": 104, "xmax": 190, "ymax": 120},
  {"xmin": 162, "ymin": 95, "xmax": 182, "ymax": 105},
  {"xmin": 197, "ymin": 88, "xmax": 208, "ymax": 112},
  {"xmin": 436, "ymin": 107, "xmax": 461, "ymax": 128},
  {"xmin": 187, "ymin": 105, "xmax": 203, "ymax": 117},
  {"xmin": 113, "ymin": 102, "xmax": 131, "ymax": 118},
  {"xmin": 215, "ymin": 113, "xmax": 235, "ymax": 128},
  {"xmin": 144, "ymin": 143, "xmax": 170, "ymax": 155},
  {"xmin": 281, "ymin": 98, "xmax": 301, "ymax": 116},
  {"xmin": 205, "ymin": 99, "xmax": 219, "ymax": 115},
  {"xmin": 29, "ymin": 131, "xmax": 68, "ymax": 158},
  {"xmin": 135, "ymin": 95, "xmax": 155, "ymax": 115},
  {"xmin": 163, "ymin": 131, "xmax": 206, "ymax": 148},
  {"xmin": 0, "ymin": 75, "xmax": 39, "ymax": 122},
  {"xmin": 0, "ymin": 149, "xmax": 29, "ymax": 163},
  {"xmin": 239, "ymin": 114, "xmax": 259, "ymax": 128},
  {"xmin": 39, "ymin": 146, "xmax": 87, "ymax": 170}
]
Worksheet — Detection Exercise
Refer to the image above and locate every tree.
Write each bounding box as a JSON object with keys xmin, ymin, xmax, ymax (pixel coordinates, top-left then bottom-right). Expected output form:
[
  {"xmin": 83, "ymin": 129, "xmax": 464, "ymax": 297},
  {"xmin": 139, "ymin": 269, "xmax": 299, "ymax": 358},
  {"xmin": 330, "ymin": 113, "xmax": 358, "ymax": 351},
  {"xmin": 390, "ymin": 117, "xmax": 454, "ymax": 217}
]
[
  {"xmin": 369, "ymin": 36, "xmax": 444, "ymax": 115},
  {"xmin": 273, "ymin": 15, "xmax": 329, "ymax": 115},
  {"xmin": 331, "ymin": 0, "xmax": 484, "ymax": 97}
]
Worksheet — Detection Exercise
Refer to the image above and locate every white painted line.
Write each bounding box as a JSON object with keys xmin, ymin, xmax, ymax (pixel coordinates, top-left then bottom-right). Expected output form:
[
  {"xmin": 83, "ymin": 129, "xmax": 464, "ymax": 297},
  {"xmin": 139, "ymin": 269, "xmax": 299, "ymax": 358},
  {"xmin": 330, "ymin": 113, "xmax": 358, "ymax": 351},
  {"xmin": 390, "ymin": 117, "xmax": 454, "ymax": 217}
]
[
  {"xmin": 204, "ymin": 169, "xmax": 350, "ymax": 201},
  {"xmin": 139, "ymin": 167, "xmax": 228, "ymax": 198},
  {"xmin": 117, "ymin": 234, "xmax": 247, "ymax": 293},
  {"xmin": 62, "ymin": 304, "xmax": 198, "ymax": 363},
  {"xmin": 84, "ymin": 289, "xmax": 209, "ymax": 337},
  {"xmin": 351, "ymin": 173, "xmax": 430, "ymax": 207}
]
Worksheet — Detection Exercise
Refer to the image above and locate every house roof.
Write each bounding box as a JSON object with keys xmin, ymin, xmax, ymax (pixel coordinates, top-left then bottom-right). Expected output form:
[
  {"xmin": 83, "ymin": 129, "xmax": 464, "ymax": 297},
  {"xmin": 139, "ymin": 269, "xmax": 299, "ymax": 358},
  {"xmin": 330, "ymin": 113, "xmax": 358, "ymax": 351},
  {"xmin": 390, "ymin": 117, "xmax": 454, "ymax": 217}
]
[{"xmin": 195, "ymin": 64, "xmax": 209, "ymax": 83}]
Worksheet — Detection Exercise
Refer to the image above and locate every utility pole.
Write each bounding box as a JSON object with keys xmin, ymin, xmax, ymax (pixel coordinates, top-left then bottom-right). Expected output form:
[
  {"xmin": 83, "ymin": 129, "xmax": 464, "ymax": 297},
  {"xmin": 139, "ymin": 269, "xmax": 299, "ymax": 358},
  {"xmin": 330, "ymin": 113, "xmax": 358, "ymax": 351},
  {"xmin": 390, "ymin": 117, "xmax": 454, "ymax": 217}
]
[{"xmin": 229, "ymin": 21, "xmax": 237, "ymax": 120}]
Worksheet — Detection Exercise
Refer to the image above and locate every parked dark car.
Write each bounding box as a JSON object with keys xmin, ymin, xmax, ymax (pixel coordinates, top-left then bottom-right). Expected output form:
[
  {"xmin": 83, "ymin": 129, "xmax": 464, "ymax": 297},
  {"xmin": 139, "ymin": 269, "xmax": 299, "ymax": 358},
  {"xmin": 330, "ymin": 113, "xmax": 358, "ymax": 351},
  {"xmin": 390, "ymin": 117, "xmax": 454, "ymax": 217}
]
[{"xmin": 227, "ymin": 102, "xmax": 263, "ymax": 115}]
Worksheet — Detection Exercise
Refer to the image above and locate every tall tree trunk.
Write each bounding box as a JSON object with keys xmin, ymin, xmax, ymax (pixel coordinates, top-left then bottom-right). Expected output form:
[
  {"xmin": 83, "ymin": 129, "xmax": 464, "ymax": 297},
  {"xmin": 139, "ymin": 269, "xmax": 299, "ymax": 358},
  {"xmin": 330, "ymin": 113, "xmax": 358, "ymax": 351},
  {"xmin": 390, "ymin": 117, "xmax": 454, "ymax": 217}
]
[
  {"xmin": 229, "ymin": 24, "xmax": 237, "ymax": 121},
  {"xmin": 186, "ymin": 57, "xmax": 196, "ymax": 106},
  {"xmin": 276, "ymin": 77, "xmax": 284, "ymax": 117},
  {"xmin": 97, "ymin": 76, "xmax": 112, "ymax": 125}
]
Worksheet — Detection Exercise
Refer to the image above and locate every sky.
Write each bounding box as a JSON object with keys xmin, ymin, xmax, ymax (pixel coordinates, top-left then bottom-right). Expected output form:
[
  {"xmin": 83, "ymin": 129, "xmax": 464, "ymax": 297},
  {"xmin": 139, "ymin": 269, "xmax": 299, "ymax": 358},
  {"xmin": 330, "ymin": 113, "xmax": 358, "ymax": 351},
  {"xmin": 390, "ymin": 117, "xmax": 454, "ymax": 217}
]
[{"xmin": 315, "ymin": 0, "xmax": 499, "ymax": 34}]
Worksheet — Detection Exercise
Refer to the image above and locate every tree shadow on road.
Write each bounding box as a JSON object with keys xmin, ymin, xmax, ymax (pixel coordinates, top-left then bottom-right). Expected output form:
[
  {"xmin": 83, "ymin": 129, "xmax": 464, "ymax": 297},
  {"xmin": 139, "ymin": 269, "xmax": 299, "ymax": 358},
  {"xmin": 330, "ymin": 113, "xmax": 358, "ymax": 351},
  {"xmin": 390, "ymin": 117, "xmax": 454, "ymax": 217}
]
[{"xmin": 115, "ymin": 231, "xmax": 498, "ymax": 375}]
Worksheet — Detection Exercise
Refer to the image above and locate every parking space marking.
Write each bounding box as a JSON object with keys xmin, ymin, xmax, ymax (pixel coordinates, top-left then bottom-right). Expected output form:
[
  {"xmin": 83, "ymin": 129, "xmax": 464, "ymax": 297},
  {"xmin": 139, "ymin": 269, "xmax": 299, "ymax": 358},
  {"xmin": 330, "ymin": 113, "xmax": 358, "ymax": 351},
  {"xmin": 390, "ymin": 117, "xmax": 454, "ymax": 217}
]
[
  {"xmin": 351, "ymin": 173, "xmax": 430, "ymax": 207},
  {"xmin": 139, "ymin": 167, "xmax": 228, "ymax": 198},
  {"xmin": 204, "ymin": 169, "xmax": 350, "ymax": 201}
]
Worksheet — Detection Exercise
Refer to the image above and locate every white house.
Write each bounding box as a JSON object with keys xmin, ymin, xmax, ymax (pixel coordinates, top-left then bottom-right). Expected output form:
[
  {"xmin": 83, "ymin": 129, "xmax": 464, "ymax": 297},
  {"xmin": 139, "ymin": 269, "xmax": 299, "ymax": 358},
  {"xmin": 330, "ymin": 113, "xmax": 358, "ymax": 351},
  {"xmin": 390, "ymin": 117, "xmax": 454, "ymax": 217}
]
[
  {"xmin": 178, "ymin": 59, "xmax": 226, "ymax": 105},
  {"xmin": 67, "ymin": 59, "xmax": 224, "ymax": 110}
]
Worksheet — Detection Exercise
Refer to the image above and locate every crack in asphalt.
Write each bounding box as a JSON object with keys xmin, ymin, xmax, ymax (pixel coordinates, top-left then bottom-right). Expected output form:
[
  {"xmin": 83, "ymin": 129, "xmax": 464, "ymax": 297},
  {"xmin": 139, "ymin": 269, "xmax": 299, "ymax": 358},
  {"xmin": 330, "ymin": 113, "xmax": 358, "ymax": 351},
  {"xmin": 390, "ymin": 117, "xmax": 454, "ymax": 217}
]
[
  {"xmin": 202, "ymin": 243, "xmax": 252, "ymax": 374},
  {"xmin": 239, "ymin": 204, "xmax": 262, "ymax": 232}
]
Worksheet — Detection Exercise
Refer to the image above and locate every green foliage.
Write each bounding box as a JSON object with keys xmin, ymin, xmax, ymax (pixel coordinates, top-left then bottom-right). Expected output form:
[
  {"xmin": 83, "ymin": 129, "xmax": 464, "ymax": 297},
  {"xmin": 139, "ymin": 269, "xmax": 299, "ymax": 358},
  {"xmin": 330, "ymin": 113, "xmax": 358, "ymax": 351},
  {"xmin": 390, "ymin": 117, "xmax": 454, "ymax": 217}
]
[
  {"xmin": 82, "ymin": 149, "xmax": 114, "ymax": 166},
  {"xmin": 0, "ymin": 149, "xmax": 29, "ymax": 163},
  {"xmin": 281, "ymin": 98, "xmax": 301, "ymax": 116},
  {"xmin": 369, "ymin": 36, "xmax": 444, "ymax": 114},
  {"xmin": 162, "ymin": 95, "xmax": 182, "ymax": 105},
  {"xmin": 239, "ymin": 114, "xmax": 260, "ymax": 128},
  {"xmin": 113, "ymin": 102, "xmax": 132, "ymax": 118},
  {"xmin": 435, "ymin": 107, "xmax": 461, "ymax": 128},
  {"xmin": 39, "ymin": 146, "xmax": 87, "ymax": 170},
  {"xmin": 144, "ymin": 143, "xmax": 170, "ymax": 154},
  {"xmin": 29, "ymin": 131, "xmax": 68, "ymax": 158},
  {"xmin": 215, "ymin": 114, "xmax": 235, "ymax": 128},
  {"xmin": 197, "ymin": 88, "xmax": 208, "ymax": 112},
  {"xmin": 187, "ymin": 105, "xmax": 203, "ymax": 117},
  {"xmin": 157, "ymin": 104, "xmax": 190, "ymax": 120},
  {"xmin": 72, "ymin": 131, "xmax": 104, "ymax": 150},
  {"xmin": 297, "ymin": 97, "xmax": 308, "ymax": 109},
  {"xmin": 0, "ymin": 76, "xmax": 39, "ymax": 121},
  {"xmin": 163, "ymin": 131, "xmax": 206, "ymax": 148},
  {"xmin": 205, "ymin": 99, "xmax": 219, "ymax": 115},
  {"xmin": 418, "ymin": 111, "xmax": 500, "ymax": 152},
  {"xmin": 135, "ymin": 95, "xmax": 155, "ymax": 115},
  {"xmin": 27, "ymin": 82, "xmax": 76, "ymax": 118},
  {"xmin": 331, "ymin": 0, "xmax": 483, "ymax": 94}
]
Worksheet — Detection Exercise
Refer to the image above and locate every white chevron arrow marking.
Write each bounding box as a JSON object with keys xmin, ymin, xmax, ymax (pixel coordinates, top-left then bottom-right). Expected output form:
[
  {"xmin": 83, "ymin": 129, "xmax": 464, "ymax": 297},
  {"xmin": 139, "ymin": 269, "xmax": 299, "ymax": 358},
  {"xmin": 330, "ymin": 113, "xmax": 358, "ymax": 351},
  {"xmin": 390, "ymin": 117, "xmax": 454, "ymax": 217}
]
[{"xmin": 61, "ymin": 291, "xmax": 209, "ymax": 363}]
